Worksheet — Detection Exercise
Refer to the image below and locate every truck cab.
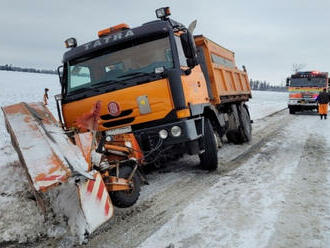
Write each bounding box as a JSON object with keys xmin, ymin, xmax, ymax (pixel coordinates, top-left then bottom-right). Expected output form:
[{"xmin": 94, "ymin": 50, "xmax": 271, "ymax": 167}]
[{"xmin": 56, "ymin": 7, "xmax": 252, "ymax": 171}]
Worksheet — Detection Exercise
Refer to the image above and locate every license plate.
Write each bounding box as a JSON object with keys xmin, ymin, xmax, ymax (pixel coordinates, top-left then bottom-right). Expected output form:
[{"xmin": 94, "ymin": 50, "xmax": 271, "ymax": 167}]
[{"xmin": 106, "ymin": 126, "xmax": 132, "ymax": 136}]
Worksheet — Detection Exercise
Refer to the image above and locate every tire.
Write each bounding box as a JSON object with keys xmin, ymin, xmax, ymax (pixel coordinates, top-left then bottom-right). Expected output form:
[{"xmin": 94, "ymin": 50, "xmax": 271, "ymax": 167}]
[
  {"xmin": 199, "ymin": 118, "xmax": 218, "ymax": 171},
  {"xmin": 226, "ymin": 105, "xmax": 251, "ymax": 144},
  {"xmin": 109, "ymin": 165, "xmax": 141, "ymax": 208},
  {"xmin": 289, "ymin": 107, "xmax": 295, "ymax": 114},
  {"xmin": 239, "ymin": 105, "xmax": 252, "ymax": 142}
]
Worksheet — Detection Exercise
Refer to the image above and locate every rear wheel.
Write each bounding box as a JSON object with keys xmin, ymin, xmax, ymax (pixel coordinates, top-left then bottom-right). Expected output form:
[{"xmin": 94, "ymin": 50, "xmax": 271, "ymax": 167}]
[
  {"xmin": 239, "ymin": 105, "xmax": 252, "ymax": 142},
  {"xmin": 199, "ymin": 118, "xmax": 218, "ymax": 171},
  {"xmin": 226, "ymin": 105, "xmax": 251, "ymax": 144},
  {"xmin": 109, "ymin": 165, "xmax": 141, "ymax": 208}
]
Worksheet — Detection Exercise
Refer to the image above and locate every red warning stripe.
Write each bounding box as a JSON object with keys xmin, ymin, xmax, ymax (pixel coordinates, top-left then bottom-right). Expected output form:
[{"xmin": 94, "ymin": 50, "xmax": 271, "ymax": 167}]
[
  {"xmin": 105, "ymin": 196, "xmax": 110, "ymax": 215},
  {"xmin": 87, "ymin": 179, "xmax": 95, "ymax": 193},
  {"xmin": 97, "ymin": 181, "xmax": 105, "ymax": 200},
  {"xmin": 84, "ymin": 172, "xmax": 112, "ymax": 217},
  {"xmin": 35, "ymin": 174, "xmax": 66, "ymax": 182}
]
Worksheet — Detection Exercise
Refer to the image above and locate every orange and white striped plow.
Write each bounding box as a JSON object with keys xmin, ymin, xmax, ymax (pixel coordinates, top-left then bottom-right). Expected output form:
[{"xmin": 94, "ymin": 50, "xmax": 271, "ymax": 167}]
[
  {"xmin": 77, "ymin": 170, "xmax": 114, "ymax": 233},
  {"xmin": 2, "ymin": 102, "xmax": 114, "ymax": 236},
  {"xmin": 1, "ymin": 102, "xmax": 95, "ymax": 192}
]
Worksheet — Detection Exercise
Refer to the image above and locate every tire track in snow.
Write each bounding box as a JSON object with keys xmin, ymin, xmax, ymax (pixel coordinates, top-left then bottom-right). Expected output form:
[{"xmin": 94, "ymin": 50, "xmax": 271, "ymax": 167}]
[
  {"xmin": 137, "ymin": 112, "xmax": 312, "ymax": 248},
  {"xmin": 78, "ymin": 110, "xmax": 292, "ymax": 248},
  {"xmin": 266, "ymin": 134, "xmax": 330, "ymax": 248}
]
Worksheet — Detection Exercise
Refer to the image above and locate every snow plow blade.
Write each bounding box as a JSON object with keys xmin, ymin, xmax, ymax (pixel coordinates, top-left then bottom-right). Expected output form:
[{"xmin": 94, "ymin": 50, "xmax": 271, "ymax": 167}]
[
  {"xmin": 1, "ymin": 102, "xmax": 92, "ymax": 193},
  {"xmin": 2, "ymin": 102, "xmax": 114, "ymax": 238}
]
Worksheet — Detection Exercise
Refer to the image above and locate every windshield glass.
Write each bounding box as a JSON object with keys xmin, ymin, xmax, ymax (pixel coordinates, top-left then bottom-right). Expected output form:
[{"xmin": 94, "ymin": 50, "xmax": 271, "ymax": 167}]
[
  {"xmin": 290, "ymin": 77, "xmax": 327, "ymax": 87},
  {"xmin": 66, "ymin": 37, "xmax": 173, "ymax": 93}
]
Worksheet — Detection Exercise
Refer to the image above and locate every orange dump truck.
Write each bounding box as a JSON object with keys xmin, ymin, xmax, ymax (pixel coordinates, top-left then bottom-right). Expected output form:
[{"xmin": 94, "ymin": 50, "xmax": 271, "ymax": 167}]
[{"xmin": 56, "ymin": 7, "xmax": 252, "ymax": 171}]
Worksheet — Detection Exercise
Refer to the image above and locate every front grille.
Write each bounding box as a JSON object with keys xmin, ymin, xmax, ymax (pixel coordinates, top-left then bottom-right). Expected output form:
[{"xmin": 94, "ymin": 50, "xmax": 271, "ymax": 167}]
[
  {"xmin": 102, "ymin": 117, "xmax": 135, "ymax": 128},
  {"xmin": 100, "ymin": 109, "xmax": 133, "ymax": 120}
]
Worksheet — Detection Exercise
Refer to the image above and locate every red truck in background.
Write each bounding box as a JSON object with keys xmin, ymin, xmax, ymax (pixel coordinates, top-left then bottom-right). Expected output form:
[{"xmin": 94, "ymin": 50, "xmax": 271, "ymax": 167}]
[{"xmin": 286, "ymin": 71, "xmax": 329, "ymax": 114}]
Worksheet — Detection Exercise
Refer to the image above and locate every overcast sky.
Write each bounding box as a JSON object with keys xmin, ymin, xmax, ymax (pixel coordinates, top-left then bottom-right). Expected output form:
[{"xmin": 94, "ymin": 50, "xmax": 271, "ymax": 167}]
[{"xmin": 1, "ymin": 0, "xmax": 330, "ymax": 84}]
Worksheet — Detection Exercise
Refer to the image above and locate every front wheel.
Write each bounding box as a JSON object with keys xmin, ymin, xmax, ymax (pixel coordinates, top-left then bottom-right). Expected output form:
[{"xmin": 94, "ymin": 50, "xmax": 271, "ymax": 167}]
[
  {"xmin": 289, "ymin": 107, "xmax": 295, "ymax": 114},
  {"xmin": 199, "ymin": 118, "xmax": 218, "ymax": 171},
  {"xmin": 109, "ymin": 165, "xmax": 141, "ymax": 208}
]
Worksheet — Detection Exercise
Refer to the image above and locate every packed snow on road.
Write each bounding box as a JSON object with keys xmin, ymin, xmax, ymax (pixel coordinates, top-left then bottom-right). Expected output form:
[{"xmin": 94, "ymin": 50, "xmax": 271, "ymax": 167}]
[{"xmin": 2, "ymin": 70, "xmax": 330, "ymax": 248}]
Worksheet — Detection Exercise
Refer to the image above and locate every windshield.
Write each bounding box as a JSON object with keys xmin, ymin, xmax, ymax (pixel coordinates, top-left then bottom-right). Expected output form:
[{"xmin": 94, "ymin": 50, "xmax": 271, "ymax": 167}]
[
  {"xmin": 66, "ymin": 37, "xmax": 174, "ymax": 93},
  {"xmin": 290, "ymin": 77, "xmax": 327, "ymax": 87}
]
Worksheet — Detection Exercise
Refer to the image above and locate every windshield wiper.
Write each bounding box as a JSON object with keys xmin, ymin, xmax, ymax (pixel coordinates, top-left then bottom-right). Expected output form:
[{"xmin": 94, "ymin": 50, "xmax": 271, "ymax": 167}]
[
  {"xmin": 117, "ymin": 71, "xmax": 153, "ymax": 79},
  {"xmin": 92, "ymin": 79, "xmax": 119, "ymax": 88},
  {"xmin": 68, "ymin": 86, "xmax": 99, "ymax": 95}
]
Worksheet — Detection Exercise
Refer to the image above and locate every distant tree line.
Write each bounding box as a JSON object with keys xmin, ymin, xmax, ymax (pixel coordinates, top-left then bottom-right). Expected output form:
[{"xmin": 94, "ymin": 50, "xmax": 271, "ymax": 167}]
[
  {"xmin": 0, "ymin": 64, "xmax": 56, "ymax": 75},
  {"xmin": 250, "ymin": 79, "xmax": 287, "ymax": 92}
]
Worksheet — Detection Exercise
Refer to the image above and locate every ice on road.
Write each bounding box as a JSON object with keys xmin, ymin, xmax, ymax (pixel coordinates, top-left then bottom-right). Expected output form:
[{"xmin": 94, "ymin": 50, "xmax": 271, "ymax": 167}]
[{"xmin": 139, "ymin": 114, "xmax": 330, "ymax": 248}]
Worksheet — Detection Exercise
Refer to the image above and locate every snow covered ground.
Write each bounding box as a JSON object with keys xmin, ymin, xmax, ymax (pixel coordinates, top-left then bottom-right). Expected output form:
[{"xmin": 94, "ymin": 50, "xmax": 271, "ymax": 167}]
[
  {"xmin": 0, "ymin": 70, "xmax": 309, "ymax": 248},
  {"xmin": 247, "ymin": 90, "xmax": 288, "ymax": 120},
  {"xmin": 139, "ymin": 115, "xmax": 330, "ymax": 248},
  {"xmin": 0, "ymin": 71, "xmax": 62, "ymax": 244}
]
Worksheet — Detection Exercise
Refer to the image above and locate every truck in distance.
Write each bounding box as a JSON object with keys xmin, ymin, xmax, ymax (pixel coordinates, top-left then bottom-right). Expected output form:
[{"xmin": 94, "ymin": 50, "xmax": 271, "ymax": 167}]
[{"xmin": 286, "ymin": 71, "xmax": 329, "ymax": 114}]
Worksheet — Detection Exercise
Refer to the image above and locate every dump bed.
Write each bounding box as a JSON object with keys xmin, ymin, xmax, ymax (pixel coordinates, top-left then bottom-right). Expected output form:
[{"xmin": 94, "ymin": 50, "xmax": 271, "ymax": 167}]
[{"xmin": 195, "ymin": 35, "xmax": 251, "ymax": 104}]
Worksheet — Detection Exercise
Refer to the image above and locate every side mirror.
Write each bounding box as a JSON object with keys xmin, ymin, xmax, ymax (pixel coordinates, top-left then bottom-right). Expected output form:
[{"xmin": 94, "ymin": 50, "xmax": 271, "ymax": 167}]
[
  {"xmin": 286, "ymin": 78, "xmax": 290, "ymax": 87},
  {"xmin": 328, "ymin": 78, "xmax": 330, "ymax": 87},
  {"xmin": 180, "ymin": 31, "xmax": 198, "ymax": 68},
  {"xmin": 57, "ymin": 65, "xmax": 64, "ymax": 85}
]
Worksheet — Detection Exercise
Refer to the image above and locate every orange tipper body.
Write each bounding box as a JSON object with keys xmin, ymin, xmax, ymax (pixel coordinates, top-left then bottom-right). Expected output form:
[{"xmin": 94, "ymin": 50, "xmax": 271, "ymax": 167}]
[
  {"xmin": 57, "ymin": 7, "xmax": 252, "ymax": 169},
  {"xmin": 287, "ymin": 71, "xmax": 329, "ymax": 114},
  {"xmin": 194, "ymin": 36, "xmax": 251, "ymax": 105}
]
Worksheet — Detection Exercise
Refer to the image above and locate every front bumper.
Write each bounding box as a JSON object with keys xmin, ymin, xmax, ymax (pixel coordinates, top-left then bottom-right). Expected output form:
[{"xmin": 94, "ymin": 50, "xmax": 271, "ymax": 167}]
[
  {"xmin": 134, "ymin": 117, "xmax": 203, "ymax": 146},
  {"xmin": 288, "ymin": 98, "xmax": 317, "ymax": 107},
  {"xmin": 288, "ymin": 103, "xmax": 318, "ymax": 107}
]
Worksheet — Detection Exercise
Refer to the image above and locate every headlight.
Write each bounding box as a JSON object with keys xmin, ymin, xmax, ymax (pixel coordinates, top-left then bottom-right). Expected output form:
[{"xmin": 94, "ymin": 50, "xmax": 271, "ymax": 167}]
[
  {"xmin": 125, "ymin": 141, "xmax": 132, "ymax": 148},
  {"xmin": 64, "ymin": 37, "xmax": 77, "ymax": 48},
  {"xmin": 171, "ymin": 126, "xmax": 182, "ymax": 137},
  {"xmin": 155, "ymin": 7, "xmax": 171, "ymax": 19},
  {"xmin": 159, "ymin": 129, "xmax": 168, "ymax": 139}
]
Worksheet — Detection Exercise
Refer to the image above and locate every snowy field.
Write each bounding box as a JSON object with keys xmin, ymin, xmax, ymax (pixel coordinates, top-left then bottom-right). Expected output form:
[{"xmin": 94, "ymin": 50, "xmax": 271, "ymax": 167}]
[
  {"xmin": 0, "ymin": 70, "xmax": 297, "ymax": 247},
  {"xmin": 247, "ymin": 90, "xmax": 288, "ymax": 120}
]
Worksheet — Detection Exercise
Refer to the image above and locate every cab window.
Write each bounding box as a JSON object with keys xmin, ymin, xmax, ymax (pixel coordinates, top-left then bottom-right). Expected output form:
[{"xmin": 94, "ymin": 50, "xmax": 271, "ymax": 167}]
[
  {"xmin": 69, "ymin": 66, "xmax": 91, "ymax": 89},
  {"xmin": 175, "ymin": 36, "xmax": 187, "ymax": 67}
]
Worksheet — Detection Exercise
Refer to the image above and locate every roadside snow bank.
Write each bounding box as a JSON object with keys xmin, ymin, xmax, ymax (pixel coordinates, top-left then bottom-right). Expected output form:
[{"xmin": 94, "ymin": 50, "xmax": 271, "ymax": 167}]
[{"xmin": 0, "ymin": 71, "xmax": 61, "ymax": 243}]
